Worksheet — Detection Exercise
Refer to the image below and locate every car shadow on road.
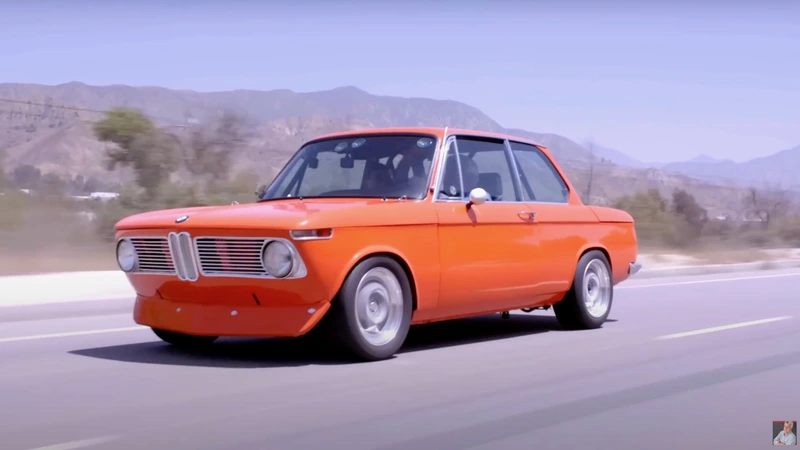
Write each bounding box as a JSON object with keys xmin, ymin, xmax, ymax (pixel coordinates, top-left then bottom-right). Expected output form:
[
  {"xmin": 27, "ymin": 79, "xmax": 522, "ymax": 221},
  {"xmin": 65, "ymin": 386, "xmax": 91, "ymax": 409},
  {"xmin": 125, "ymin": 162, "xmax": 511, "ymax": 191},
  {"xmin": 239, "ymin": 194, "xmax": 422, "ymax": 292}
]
[{"xmin": 68, "ymin": 313, "xmax": 616, "ymax": 369}]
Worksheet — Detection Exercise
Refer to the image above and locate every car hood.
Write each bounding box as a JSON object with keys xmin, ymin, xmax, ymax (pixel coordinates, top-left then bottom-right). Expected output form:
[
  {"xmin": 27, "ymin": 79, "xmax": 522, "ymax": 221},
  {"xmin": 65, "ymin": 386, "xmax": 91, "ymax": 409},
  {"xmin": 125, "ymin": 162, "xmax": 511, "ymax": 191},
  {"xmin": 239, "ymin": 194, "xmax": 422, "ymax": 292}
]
[{"xmin": 115, "ymin": 198, "xmax": 436, "ymax": 231}]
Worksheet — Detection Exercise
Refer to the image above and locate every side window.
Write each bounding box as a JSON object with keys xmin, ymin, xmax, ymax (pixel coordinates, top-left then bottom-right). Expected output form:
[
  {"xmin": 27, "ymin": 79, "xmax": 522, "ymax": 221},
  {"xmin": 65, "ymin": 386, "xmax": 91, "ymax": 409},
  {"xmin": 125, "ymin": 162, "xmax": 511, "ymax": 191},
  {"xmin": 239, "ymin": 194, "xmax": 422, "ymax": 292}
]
[
  {"xmin": 508, "ymin": 141, "xmax": 569, "ymax": 203},
  {"xmin": 436, "ymin": 135, "xmax": 520, "ymax": 201}
]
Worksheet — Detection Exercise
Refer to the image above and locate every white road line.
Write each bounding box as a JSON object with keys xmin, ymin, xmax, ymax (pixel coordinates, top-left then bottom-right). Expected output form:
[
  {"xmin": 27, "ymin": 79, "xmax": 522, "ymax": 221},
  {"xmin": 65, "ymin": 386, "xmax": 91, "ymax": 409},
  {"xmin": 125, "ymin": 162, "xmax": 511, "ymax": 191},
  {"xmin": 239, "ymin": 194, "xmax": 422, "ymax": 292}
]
[
  {"xmin": 655, "ymin": 316, "xmax": 792, "ymax": 340},
  {"xmin": 0, "ymin": 326, "xmax": 148, "ymax": 344},
  {"xmin": 26, "ymin": 436, "xmax": 118, "ymax": 450},
  {"xmin": 620, "ymin": 272, "xmax": 800, "ymax": 289}
]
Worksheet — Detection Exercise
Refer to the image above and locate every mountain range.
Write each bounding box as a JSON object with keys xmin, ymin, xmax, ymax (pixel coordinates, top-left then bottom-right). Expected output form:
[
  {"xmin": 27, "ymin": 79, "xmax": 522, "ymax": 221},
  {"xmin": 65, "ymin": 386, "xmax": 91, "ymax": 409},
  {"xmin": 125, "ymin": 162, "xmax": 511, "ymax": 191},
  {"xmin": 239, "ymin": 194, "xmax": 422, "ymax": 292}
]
[
  {"xmin": 589, "ymin": 142, "xmax": 799, "ymax": 191},
  {"xmin": 0, "ymin": 81, "xmax": 797, "ymax": 215}
]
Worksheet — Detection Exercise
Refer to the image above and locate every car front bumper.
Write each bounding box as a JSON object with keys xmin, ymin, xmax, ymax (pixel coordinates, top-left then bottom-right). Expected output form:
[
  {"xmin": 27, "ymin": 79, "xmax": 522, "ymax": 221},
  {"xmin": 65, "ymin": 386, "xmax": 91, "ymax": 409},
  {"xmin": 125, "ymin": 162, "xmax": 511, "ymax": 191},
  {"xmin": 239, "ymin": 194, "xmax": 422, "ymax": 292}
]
[{"xmin": 133, "ymin": 295, "xmax": 331, "ymax": 337}]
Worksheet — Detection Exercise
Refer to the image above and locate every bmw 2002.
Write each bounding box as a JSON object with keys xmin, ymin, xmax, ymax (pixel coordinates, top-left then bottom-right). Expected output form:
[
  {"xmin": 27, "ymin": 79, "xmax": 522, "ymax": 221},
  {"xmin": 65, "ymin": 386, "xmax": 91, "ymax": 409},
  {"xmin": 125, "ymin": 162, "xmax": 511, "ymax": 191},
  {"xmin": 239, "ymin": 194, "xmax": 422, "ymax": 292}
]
[{"xmin": 114, "ymin": 127, "xmax": 642, "ymax": 361}]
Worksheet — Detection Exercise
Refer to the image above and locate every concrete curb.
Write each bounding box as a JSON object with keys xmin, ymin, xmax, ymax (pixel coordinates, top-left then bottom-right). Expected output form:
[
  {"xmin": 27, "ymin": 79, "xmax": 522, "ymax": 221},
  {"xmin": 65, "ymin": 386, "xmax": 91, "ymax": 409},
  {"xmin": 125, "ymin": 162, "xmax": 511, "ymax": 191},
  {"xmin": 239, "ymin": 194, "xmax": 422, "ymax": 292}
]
[
  {"xmin": 0, "ymin": 271, "xmax": 134, "ymax": 308},
  {"xmin": 632, "ymin": 259, "xmax": 800, "ymax": 279},
  {"xmin": 2, "ymin": 260, "xmax": 800, "ymax": 308}
]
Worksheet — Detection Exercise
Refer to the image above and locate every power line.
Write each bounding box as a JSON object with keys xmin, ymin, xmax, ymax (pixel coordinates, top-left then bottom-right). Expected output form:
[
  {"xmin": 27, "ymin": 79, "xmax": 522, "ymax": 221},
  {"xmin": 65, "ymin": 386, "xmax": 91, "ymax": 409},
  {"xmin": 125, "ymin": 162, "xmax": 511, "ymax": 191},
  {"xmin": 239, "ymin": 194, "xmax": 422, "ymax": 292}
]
[
  {"xmin": 0, "ymin": 107, "xmax": 187, "ymax": 129},
  {"xmin": 0, "ymin": 108, "xmax": 98, "ymax": 126},
  {"xmin": 0, "ymin": 98, "xmax": 113, "ymax": 115},
  {"xmin": 0, "ymin": 98, "xmax": 183, "ymax": 125}
]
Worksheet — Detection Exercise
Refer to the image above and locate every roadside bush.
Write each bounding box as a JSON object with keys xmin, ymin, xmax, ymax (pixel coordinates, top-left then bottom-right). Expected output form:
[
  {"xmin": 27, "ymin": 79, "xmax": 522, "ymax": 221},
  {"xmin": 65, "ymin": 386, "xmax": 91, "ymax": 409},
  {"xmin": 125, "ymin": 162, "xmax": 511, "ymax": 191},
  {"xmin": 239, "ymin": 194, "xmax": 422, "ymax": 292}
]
[
  {"xmin": 91, "ymin": 175, "xmax": 261, "ymax": 242},
  {"xmin": 615, "ymin": 187, "xmax": 799, "ymax": 251},
  {"xmin": 613, "ymin": 189, "xmax": 679, "ymax": 248}
]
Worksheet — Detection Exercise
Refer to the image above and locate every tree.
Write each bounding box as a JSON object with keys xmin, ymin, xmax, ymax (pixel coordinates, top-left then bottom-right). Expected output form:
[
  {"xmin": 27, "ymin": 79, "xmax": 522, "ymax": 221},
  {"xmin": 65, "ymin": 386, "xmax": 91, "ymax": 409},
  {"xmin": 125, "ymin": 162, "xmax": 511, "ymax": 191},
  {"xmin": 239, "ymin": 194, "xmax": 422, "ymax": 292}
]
[
  {"xmin": 671, "ymin": 188, "xmax": 708, "ymax": 240},
  {"xmin": 39, "ymin": 173, "xmax": 66, "ymax": 197},
  {"xmin": 183, "ymin": 112, "xmax": 248, "ymax": 183},
  {"xmin": 82, "ymin": 176, "xmax": 101, "ymax": 193},
  {"xmin": 743, "ymin": 185, "xmax": 788, "ymax": 227},
  {"xmin": 614, "ymin": 189, "xmax": 675, "ymax": 246},
  {"xmin": 93, "ymin": 108, "xmax": 180, "ymax": 200},
  {"xmin": 11, "ymin": 164, "xmax": 41, "ymax": 190},
  {"xmin": 93, "ymin": 108, "xmax": 154, "ymax": 151},
  {"xmin": 0, "ymin": 150, "xmax": 6, "ymax": 192}
]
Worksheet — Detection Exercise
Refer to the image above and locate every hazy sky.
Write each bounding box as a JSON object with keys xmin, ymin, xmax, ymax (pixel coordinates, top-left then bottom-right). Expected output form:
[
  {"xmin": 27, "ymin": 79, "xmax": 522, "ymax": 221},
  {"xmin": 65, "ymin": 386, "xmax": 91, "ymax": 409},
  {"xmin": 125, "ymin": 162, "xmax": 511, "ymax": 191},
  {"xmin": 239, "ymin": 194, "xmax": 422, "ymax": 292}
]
[{"xmin": 1, "ymin": 0, "xmax": 798, "ymax": 163}]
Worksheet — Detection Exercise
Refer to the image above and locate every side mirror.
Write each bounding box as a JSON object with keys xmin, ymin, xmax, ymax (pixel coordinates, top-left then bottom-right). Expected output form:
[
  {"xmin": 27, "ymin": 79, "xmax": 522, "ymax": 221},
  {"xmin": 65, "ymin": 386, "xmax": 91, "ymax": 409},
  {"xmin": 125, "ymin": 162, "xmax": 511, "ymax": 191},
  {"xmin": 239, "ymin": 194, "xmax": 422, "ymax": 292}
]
[{"xmin": 467, "ymin": 187, "xmax": 490, "ymax": 208}]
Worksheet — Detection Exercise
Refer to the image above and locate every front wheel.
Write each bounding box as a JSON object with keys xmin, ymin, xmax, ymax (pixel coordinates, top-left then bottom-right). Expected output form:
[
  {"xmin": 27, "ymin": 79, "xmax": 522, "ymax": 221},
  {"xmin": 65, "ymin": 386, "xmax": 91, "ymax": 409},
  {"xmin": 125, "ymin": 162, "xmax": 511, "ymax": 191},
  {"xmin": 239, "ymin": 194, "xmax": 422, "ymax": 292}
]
[
  {"xmin": 329, "ymin": 256, "xmax": 413, "ymax": 361},
  {"xmin": 554, "ymin": 250, "xmax": 613, "ymax": 329},
  {"xmin": 151, "ymin": 328, "xmax": 219, "ymax": 348}
]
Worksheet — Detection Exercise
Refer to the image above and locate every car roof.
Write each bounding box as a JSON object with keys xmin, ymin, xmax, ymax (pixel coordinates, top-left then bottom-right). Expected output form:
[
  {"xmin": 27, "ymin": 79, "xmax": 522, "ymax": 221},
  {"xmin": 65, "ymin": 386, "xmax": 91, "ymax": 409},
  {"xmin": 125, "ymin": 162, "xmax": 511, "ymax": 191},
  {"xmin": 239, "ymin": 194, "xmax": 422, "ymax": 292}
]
[{"xmin": 311, "ymin": 127, "xmax": 547, "ymax": 150}]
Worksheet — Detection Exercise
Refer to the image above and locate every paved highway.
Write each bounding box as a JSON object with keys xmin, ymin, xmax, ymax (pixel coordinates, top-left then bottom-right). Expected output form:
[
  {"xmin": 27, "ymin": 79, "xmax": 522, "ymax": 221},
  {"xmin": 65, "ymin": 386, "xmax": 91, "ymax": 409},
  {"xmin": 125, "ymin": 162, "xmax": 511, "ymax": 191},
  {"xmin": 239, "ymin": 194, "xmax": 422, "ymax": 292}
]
[{"xmin": 1, "ymin": 269, "xmax": 798, "ymax": 450}]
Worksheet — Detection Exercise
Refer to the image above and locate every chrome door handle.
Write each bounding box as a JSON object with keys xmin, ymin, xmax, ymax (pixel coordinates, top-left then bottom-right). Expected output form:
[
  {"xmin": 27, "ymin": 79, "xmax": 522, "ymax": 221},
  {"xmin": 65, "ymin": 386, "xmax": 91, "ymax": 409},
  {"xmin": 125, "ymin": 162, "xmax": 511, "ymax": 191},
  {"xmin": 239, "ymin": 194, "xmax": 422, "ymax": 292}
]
[{"xmin": 517, "ymin": 211, "xmax": 536, "ymax": 221}]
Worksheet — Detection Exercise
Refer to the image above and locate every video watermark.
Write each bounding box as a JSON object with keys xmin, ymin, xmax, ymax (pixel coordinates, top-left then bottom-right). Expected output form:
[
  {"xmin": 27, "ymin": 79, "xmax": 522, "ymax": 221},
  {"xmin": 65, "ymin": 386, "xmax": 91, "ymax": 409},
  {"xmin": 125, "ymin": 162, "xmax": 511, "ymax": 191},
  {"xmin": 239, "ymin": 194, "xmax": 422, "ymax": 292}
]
[{"xmin": 774, "ymin": 421, "xmax": 797, "ymax": 446}]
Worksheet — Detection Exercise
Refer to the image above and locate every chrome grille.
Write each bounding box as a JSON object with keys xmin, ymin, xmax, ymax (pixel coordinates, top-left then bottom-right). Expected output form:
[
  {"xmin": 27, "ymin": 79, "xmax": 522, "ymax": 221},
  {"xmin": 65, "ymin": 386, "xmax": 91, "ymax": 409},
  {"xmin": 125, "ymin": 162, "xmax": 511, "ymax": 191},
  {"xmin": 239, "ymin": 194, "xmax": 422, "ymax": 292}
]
[
  {"xmin": 130, "ymin": 237, "xmax": 175, "ymax": 274},
  {"xmin": 194, "ymin": 237, "xmax": 268, "ymax": 277},
  {"xmin": 168, "ymin": 232, "xmax": 200, "ymax": 281}
]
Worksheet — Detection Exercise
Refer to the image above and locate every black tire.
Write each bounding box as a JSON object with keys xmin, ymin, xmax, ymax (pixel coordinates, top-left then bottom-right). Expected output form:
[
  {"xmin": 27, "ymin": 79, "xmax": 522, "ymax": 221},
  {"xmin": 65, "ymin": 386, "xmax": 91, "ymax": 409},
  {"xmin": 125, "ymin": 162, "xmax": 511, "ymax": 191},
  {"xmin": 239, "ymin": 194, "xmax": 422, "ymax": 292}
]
[
  {"xmin": 152, "ymin": 328, "xmax": 218, "ymax": 347},
  {"xmin": 553, "ymin": 250, "xmax": 613, "ymax": 330},
  {"xmin": 328, "ymin": 256, "xmax": 413, "ymax": 361}
]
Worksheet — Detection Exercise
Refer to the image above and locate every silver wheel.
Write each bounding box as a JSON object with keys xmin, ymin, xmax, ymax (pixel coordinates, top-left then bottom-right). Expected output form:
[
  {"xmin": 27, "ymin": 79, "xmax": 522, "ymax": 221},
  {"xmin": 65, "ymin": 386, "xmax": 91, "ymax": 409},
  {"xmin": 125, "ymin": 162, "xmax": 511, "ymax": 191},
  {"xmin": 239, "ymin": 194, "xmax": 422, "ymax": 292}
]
[
  {"xmin": 354, "ymin": 267, "xmax": 405, "ymax": 347},
  {"xmin": 582, "ymin": 259, "xmax": 611, "ymax": 318}
]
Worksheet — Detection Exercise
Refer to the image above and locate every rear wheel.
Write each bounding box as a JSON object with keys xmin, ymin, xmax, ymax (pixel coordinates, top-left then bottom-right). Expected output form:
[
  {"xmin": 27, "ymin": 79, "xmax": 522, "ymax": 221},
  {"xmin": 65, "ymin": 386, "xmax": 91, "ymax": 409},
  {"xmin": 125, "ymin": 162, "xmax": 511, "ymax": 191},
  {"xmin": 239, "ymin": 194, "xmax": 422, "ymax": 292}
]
[
  {"xmin": 554, "ymin": 250, "xmax": 613, "ymax": 329},
  {"xmin": 151, "ymin": 328, "xmax": 218, "ymax": 348},
  {"xmin": 329, "ymin": 256, "xmax": 413, "ymax": 361}
]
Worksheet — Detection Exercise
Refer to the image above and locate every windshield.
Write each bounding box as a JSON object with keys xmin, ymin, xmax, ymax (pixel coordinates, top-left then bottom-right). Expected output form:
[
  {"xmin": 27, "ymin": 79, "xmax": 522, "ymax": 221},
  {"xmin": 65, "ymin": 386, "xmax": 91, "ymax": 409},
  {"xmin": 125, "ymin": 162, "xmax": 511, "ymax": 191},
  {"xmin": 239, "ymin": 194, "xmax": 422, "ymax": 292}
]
[{"xmin": 261, "ymin": 133, "xmax": 438, "ymax": 201}]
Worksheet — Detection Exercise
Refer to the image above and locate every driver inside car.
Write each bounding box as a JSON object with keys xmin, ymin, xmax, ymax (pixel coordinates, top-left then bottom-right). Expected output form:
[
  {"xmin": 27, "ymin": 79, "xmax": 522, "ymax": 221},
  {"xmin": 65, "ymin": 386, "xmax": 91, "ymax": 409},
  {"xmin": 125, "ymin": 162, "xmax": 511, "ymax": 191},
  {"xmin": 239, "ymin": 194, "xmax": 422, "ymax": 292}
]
[
  {"xmin": 363, "ymin": 161, "xmax": 395, "ymax": 193},
  {"xmin": 439, "ymin": 152, "xmax": 480, "ymax": 199}
]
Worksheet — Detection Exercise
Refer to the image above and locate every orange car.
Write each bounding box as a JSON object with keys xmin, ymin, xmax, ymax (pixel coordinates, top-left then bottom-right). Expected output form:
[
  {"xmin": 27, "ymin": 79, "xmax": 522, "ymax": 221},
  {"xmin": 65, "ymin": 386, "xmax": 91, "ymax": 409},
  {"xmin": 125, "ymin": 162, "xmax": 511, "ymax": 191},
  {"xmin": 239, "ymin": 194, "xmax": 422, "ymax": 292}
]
[{"xmin": 115, "ymin": 127, "xmax": 641, "ymax": 361}]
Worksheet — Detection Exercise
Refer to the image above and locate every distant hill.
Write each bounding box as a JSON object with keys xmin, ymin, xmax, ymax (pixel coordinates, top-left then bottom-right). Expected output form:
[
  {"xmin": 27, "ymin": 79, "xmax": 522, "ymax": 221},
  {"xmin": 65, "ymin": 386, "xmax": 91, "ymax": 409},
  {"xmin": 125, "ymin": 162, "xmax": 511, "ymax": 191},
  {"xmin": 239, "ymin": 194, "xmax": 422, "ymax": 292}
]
[
  {"xmin": 0, "ymin": 81, "xmax": 792, "ymax": 215},
  {"xmin": 584, "ymin": 143, "xmax": 649, "ymax": 168},
  {"xmin": 0, "ymin": 82, "xmax": 596, "ymax": 179},
  {"xmin": 686, "ymin": 154, "xmax": 727, "ymax": 164},
  {"xmin": 661, "ymin": 145, "xmax": 800, "ymax": 190}
]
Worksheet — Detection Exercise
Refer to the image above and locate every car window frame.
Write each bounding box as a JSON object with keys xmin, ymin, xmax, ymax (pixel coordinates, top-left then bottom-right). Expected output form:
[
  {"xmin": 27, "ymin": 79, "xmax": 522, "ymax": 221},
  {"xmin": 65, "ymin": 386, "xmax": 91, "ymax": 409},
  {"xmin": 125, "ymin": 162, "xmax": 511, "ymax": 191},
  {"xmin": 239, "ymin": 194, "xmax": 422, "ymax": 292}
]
[
  {"xmin": 431, "ymin": 133, "xmax": 529, "ymax": 204},
  {"xmin": 507, "ymin": 140, "xmax": 571, "ymax": 204}
]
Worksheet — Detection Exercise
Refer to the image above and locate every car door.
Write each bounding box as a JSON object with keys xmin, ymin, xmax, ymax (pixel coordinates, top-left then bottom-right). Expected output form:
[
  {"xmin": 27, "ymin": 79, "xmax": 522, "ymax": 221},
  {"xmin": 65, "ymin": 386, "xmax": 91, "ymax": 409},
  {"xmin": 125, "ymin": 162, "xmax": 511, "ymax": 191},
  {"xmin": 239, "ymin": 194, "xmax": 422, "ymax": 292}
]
[
  {"xmin": 507, "ymin": 140, "xmax": 598, "ymax": 295},
  {"xmin": 433, "ymin": 134, "xmax": 542, "ymax": 318}
]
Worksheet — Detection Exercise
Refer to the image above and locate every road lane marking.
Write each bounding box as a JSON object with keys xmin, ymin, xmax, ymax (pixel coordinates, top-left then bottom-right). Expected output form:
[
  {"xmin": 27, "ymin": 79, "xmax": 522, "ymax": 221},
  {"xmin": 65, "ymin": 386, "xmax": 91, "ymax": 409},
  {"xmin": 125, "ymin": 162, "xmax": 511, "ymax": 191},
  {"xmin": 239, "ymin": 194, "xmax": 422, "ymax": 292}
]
[
  {"xmin": 26, "ymin": 436, "xmax": 118, "ymax": 450},
  {"xmin": 655, "ymin": 316, "xmax": 792, "ymax": 340},
  {"xmin": 0, "ymin": 326, "xmax": 148, "ymax": 344},
  {"xmin": 620, "ymin": 272, "xmax": 800, "ymax": 289}
]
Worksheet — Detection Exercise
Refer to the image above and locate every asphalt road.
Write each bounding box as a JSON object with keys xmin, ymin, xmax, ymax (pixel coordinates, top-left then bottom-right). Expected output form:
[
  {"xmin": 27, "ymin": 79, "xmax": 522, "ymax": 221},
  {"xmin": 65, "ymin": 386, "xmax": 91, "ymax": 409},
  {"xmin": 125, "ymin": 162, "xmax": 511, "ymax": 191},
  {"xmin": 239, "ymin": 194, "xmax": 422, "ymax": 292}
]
[{"xmin": 1, "ymin": 269, "xmax": 799, "ymax": 450}]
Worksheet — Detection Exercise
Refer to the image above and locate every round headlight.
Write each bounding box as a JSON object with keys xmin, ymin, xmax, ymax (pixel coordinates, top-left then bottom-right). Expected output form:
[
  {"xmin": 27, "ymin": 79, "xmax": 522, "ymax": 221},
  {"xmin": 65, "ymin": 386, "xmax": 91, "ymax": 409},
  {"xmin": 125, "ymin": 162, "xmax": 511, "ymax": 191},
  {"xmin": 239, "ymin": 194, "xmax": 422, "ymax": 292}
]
[
  {"xmin": 116, "ymin": 239, "xmax": 137, "ymax": 272},
  {"xmin": 262, "ymin": 241, "xmax": 294, "ymax": 278}
]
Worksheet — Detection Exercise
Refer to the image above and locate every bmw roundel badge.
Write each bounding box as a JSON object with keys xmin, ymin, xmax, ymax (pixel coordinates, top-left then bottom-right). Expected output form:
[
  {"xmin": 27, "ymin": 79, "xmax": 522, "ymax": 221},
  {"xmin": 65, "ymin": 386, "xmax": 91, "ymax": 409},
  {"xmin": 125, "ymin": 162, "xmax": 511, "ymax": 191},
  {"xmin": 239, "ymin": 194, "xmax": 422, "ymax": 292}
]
[{"xmin": 175, "ymin": 215, "xmax": 189, "ymax": 224}]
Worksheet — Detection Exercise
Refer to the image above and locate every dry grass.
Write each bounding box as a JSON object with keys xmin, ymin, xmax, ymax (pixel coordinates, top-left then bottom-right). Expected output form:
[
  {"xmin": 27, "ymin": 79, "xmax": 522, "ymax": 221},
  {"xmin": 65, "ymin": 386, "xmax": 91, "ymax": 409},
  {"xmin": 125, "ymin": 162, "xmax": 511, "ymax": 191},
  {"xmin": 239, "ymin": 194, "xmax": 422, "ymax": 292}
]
[{"xmin": 689, "ymin": 249, "xmax": 772, "ymax": 265}]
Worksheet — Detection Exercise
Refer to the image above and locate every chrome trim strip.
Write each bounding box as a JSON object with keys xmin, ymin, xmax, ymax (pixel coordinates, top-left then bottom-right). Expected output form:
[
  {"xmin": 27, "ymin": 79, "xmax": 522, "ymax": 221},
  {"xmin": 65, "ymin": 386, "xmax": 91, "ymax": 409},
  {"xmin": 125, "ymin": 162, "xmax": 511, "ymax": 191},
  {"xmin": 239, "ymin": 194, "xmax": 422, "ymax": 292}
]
[
  {"xmin": 289, "ymin": 229, "xmax": 335, "ymax": 241},
  {"xmin": 430, "ymin": 134, "xmax": 456, "ymax": 202},
  {"xmin": 118, "ymin": 236, "xmax": 176, "ymax": 275},
  {"xmin": 192, "ymin": 236, "xmax": 308, "ymax": 280},
  {"xmin": 503, "ymin": 138, "xmax": 525, "ymax": 202}
]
